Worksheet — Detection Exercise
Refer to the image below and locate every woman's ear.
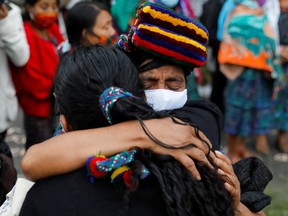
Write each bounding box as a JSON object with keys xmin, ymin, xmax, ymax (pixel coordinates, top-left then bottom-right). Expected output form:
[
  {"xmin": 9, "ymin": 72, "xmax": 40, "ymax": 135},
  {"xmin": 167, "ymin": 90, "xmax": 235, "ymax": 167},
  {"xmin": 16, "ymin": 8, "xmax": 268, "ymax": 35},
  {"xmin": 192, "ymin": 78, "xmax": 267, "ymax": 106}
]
[
  {"xmin": 82, "ymin": 29, "xmax": 88, "ymax": 39},
  {"xmin": 81, "ymin": 29, "xmax": 96, "ymax": 46},
  {"xmin": 60, "ymin": 115, "xmax": 69, "ymax": 132},
  {"xmin": 81, "ymin": 29, "xmax": 90, "ymax": 45}
]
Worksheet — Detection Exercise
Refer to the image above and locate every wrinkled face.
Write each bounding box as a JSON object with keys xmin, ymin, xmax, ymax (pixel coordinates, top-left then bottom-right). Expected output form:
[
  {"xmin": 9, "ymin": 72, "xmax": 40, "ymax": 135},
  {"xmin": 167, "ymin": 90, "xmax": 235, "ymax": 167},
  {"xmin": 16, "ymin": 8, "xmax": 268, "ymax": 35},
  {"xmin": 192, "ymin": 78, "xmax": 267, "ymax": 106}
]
[
  {"xmin": 84, "ymin": 10, "xmax": 116, "ymax": 45},
  {"xmin": 139, "ymin": 65, "xmax": 186, "ymax": 91},
  {"xmin": 27, "ymin": 0, "xmax": 58, "ymax": 16}
]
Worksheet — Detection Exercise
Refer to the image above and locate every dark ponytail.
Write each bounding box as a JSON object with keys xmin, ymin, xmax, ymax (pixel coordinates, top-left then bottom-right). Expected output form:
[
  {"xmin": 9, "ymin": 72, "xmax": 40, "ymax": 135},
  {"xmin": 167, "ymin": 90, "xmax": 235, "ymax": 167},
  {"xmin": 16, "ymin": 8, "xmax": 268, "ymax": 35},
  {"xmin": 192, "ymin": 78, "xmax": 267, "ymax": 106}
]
[{"xmin": 131, "ymin": 150, "xmax": 234, "ymax": 216}]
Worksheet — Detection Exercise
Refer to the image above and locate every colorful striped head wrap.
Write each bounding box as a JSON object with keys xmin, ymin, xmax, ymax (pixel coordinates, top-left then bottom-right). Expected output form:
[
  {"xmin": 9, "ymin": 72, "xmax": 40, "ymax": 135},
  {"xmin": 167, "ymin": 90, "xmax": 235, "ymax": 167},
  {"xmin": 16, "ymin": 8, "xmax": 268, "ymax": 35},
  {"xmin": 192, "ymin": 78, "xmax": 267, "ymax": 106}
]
[
  {"xmin": 133, "ymin": 2, "xmax": 208, "ymax": 68},
  {"xmin": 115, "ymin": 2, "xmax": 209, "ymax": 69},
  {"xmin": 99, "ymin": 87, "xmax": 135, "ymax": 124}
]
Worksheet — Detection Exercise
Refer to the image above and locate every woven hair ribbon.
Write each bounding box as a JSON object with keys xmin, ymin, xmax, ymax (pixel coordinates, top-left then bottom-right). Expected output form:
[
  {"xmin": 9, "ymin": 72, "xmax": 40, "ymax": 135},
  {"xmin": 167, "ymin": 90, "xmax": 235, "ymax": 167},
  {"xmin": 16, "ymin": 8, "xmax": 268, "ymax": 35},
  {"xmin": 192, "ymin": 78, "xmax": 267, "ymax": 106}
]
[
  {"xmin": 113, "ymin": 34, "xmax": 134, "ymax": 53},
  {"xmin": 86, "ymin": 150, "xmax": 150, "ymax": 183},
  {"xmin": 99, "ymin": 87, "xmax": 135, "ymax": 124}
]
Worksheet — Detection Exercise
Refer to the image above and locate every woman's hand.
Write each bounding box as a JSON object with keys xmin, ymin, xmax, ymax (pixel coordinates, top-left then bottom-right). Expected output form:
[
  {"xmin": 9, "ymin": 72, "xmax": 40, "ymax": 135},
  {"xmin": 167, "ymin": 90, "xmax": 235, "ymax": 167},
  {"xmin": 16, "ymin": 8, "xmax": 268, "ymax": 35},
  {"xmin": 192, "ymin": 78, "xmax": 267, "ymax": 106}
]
[{"xmin": 214, "ymin": 150, "xmax": 241, "ymax": 209}]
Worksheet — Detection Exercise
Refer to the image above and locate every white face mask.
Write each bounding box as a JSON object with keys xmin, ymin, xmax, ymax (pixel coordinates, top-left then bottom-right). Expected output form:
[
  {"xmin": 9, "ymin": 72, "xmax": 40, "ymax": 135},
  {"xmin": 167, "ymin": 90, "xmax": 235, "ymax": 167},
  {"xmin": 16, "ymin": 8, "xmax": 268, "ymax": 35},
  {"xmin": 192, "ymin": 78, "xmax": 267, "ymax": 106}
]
[{"xmin": 145, "ymin": 89, "xmax": 187, "ymax": 111}]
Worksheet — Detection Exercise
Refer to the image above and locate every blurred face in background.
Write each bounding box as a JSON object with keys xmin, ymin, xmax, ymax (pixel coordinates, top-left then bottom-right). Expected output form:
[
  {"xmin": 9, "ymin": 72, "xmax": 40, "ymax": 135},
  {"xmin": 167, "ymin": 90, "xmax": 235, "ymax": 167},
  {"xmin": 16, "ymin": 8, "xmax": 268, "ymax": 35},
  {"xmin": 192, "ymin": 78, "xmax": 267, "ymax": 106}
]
[
  {"xmin": 83, "ymin": 10, "xmax": 116, "ymax": 46},
  {"xmin": 27, "ymin": 0, "xmax": 59, "ymax": 29},
  {"xmin": 280, "ymin": 0, "xmax": 288, "ymax": 10}
]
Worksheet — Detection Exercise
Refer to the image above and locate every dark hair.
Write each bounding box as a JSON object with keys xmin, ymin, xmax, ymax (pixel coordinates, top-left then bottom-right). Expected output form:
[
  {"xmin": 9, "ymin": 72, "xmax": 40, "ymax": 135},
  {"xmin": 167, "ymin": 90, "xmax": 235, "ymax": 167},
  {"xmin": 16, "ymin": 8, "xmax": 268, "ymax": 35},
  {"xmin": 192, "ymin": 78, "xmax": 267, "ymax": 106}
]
[
  {"xmin": 131, "ymin": 151, "xmax": 234, "ymax": 216},
  {"xmin": 54, "ymin": 45, "xmax": 232, "ymax": 215},
  {"xmin": 66, "ymin": 1, "xmax": 107, "ymax": 47},
  {"xmin": 23, "ymin": 0, "xmax": 60, "ymax": 20},
  {"xmin": 54, "ymin": 45, "xmax": 154, "ymax": 130}
]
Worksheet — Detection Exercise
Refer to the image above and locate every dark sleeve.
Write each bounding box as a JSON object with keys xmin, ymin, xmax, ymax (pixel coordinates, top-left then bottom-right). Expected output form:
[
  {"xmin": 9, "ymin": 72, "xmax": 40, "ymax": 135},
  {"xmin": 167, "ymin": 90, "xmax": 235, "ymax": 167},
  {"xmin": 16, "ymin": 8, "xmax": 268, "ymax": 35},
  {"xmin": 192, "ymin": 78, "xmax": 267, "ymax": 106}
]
[
  {"xmin": 233, "ymin": 157, "xmax": 273, "ymax": 212},
  {"xmin": 171, "ymin": 99, "xmax": 223, "ymax": 150},
  {"xmin": 19, "ymin": 190, "xmax": 38, "ymax": 216}
]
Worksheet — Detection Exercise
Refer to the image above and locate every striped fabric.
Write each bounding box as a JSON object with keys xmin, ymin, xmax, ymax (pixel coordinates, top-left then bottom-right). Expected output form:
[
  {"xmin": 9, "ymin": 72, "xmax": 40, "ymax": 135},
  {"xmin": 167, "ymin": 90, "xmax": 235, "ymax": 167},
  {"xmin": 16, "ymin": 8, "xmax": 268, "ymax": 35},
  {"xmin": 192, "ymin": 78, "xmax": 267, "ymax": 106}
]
[{"xmin": 129, "ymin": 2, "xmax": 209, "ymax": 68}]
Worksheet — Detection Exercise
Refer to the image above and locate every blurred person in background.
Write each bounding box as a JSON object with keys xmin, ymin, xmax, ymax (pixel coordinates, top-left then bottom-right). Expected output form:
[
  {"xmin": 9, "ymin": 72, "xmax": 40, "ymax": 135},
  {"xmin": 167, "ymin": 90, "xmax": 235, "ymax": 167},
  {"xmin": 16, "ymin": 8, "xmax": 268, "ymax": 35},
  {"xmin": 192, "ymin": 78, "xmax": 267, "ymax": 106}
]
[
  {"xmin": 272, "ymin": 0, "xmax": 288, "ymax": 153},
  {"xmin": 58, "ymin": 1, "xmax": 117, "ymax": 54},
  {"xmin": 0, "ymin": 1, "xmax": 29, "ymax": 205},
  {"xmin": 200, "ymin": 0, "xmax": 227, "ymax": 114},
  {"xmin": 189, "ymin": 0, "xmax": 209, "ymax": 19},
  {"xmin": 9, "ymin": 0, "xmax": 64, "ymax": 150},
  {"xmin": 110, "ymin": 0, "xmax": 142, "ymax": 34},
  {"xmin": 149, "ymin": 0, "xmax": 195, "ymax": 18},
  {"xmin": 218, "ymin": 0, "xmax": 280, "ymax": 162}
]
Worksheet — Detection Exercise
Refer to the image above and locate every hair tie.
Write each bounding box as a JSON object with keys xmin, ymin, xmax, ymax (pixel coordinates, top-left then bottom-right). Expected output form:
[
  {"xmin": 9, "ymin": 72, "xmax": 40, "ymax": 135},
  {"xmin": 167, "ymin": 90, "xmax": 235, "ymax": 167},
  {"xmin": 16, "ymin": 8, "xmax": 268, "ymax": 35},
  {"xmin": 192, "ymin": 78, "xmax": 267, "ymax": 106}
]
[
  {"xmin": 99, "ymin": 87, "xmax": 135, "ymax": 124},
  {"xmin": 86, "ymin": 150, "xmax": 150, "ymax": 185}
]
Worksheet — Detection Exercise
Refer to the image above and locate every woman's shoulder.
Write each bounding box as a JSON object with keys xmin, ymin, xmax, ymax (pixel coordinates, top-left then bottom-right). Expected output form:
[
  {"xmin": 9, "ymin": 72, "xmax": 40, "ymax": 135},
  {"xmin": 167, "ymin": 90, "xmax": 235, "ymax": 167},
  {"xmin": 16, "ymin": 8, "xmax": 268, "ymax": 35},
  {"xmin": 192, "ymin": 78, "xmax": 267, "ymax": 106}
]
[{"xmin": 171, "ymin": 99, "xmax": 222, "ymax": 121}]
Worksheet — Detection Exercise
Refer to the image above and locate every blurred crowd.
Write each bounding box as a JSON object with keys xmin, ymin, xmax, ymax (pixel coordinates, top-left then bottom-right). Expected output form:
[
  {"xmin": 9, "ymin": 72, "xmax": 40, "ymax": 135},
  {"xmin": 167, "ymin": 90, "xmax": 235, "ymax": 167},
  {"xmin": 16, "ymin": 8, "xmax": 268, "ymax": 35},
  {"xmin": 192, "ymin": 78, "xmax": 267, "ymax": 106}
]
[{"xmin": 0, "ymin": 0, "xmax": 287, "ymax": 213}]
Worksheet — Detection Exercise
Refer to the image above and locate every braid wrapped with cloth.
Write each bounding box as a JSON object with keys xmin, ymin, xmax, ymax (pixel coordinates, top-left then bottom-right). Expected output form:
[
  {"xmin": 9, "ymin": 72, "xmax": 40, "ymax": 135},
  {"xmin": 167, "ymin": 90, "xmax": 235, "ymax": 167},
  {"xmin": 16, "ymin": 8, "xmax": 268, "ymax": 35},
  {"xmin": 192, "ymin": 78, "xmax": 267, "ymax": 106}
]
[
  {"xmin": 88, "ymin": 86, "xmax": 150, "ymax": 189},
  {"xmin": 86, "ymin": 150, "xmax": 149, "ymax": 187}
]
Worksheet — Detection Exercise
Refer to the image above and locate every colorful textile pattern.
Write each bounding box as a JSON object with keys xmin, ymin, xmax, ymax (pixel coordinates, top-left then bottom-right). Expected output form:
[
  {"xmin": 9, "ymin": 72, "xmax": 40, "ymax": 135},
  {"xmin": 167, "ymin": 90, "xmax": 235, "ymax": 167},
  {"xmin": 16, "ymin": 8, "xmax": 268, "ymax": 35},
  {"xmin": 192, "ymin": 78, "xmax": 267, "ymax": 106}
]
[
  {"xmin": 99, "ymin": 87, "xmax": 136, "ymax": 124},
  {"xmin": 278, "ymin": 11, "xmax": 288, "ymax": 45},
  {"xmin": 86, "ymin": 150, "xmax": 150, "ymax": 186},
  {"xmin": 136, "ymin": 3, "xmax": 207, "ymax": 43},
  {"xmin": 273, "ymin": 10, "xmax": 288, "ymax": 131},
  {"xmin": 114, "ymin": 34, "xmax": 133, "ymax": 53},
  {"xmin": 218, "ymin": 4, "xmax": 279, "ymax": 75},
  {"xmin": 129, "ymin": 2, "xmax": 208, "ymax": 68},
  {"xmin": 272, "ymin": 63, "xmax": 288, "ymax": 131},
  {"xmin": 224, "ymin": 68, "xmax": 274, "ymax": 136}
]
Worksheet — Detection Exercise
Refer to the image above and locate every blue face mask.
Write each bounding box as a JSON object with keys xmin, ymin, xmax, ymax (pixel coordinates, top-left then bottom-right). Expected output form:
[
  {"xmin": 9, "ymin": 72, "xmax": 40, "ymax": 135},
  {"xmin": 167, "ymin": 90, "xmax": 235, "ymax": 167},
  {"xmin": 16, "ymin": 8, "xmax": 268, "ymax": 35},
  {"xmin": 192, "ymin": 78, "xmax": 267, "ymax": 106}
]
[{"xmin": 158, "ymin": 0, "xmax": 179, "ymax": 8}]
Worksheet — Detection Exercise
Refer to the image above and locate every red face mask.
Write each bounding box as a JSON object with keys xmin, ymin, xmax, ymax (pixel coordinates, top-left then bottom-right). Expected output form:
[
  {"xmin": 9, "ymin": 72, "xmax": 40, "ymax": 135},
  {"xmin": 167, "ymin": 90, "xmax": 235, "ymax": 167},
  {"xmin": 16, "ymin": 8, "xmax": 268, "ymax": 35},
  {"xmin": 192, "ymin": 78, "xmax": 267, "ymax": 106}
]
[
  {"xmin": 98, "ymin": 35, "xmax": 117, "ymax": 46},
  {"xmin": 31, "ymin": 12, "xmax": 58, "ymax": 29}
]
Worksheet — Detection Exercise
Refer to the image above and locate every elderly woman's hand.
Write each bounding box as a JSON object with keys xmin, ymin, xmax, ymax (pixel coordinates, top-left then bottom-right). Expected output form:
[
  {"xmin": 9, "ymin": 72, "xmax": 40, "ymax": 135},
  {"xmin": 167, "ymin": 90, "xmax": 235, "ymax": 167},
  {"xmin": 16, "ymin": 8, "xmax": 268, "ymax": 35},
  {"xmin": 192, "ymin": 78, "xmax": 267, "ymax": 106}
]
[{"xmin": 214, "ymin": 150, "xmax": 241, "ymax": 209}]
